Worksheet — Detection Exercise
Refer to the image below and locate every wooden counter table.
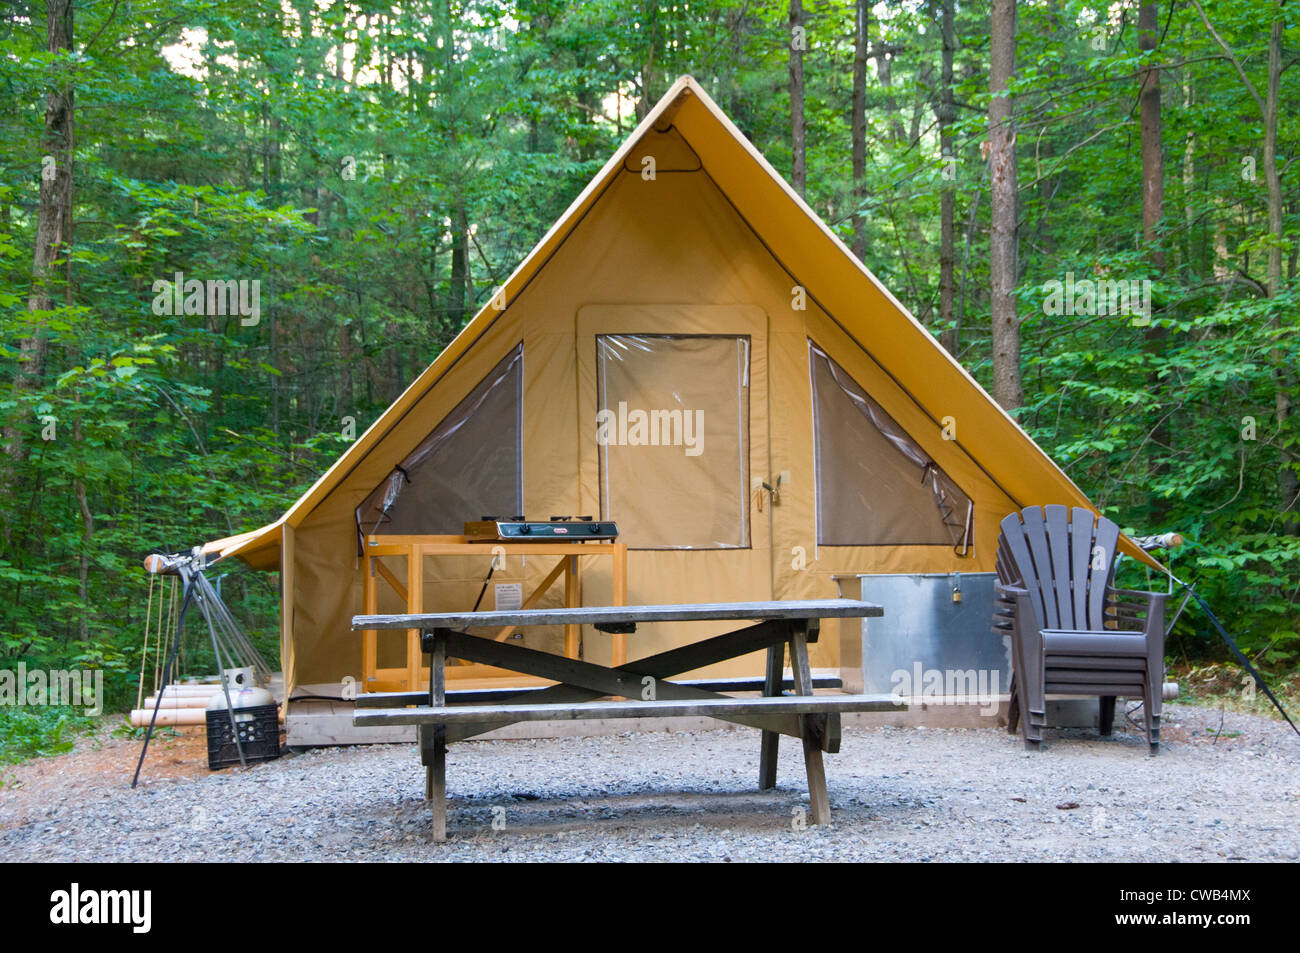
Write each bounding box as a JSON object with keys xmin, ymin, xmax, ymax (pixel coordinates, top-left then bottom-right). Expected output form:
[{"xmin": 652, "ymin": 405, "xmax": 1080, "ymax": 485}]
[{"xmin": 359, "ymin": 534, "xmax": 628, "ymax": 693}]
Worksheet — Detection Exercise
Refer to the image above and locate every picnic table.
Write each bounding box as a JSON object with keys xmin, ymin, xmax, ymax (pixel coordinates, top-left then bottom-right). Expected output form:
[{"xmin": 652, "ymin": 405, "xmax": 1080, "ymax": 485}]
[{"xmin": 351, "ymin": 599, "xmax": 891, "ymax": 840}]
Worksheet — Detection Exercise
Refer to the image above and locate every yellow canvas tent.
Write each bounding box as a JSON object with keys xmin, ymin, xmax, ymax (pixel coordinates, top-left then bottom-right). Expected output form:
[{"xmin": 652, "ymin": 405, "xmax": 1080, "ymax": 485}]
[{"xmin": 201, "ymin": 76, "xmax": 1154, "ymax": 712}]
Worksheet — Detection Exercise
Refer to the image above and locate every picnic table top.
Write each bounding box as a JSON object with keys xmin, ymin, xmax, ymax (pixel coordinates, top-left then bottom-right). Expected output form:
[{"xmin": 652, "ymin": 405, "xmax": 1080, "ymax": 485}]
[{"xmin": 352, "ymin": 598, "xmax": 884, "ymax": 631}]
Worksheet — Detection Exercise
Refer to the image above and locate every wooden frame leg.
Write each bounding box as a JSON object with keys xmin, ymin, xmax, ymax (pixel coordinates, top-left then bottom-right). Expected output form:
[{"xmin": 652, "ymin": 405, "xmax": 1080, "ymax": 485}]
[
  {"xmin": 611, "ymin": 544, "xmax": 627, "ymax": 666},
  {"xmin": 564, "ymin": 555, "xmax": 580, "ymax": 659},
  {"xmin": 758, "ymin": 642, "xmax": 783, "ymax": 790},
  {"xmin": 406, "ymin": 549, "xmax": 424, "ymax": 692},
  {"xmin": 789, "ymin": 624, "xmax": 830, "ymax": 826},
  {"xmin": 363, "ymin": 557, "xmax": 378, "ymax": 693}
]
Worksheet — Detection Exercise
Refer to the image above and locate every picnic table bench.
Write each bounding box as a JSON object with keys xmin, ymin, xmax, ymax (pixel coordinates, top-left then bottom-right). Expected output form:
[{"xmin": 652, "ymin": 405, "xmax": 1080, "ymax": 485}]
[{"xmin": 351, "ymin": 599, "xmax": 891, "ymax": 840}]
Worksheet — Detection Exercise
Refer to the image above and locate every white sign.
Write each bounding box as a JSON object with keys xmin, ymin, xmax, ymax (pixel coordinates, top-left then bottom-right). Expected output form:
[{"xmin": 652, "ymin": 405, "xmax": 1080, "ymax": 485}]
[{"xmin": 494, "ymin": 583, "xmax": 523, "ymax": 612}]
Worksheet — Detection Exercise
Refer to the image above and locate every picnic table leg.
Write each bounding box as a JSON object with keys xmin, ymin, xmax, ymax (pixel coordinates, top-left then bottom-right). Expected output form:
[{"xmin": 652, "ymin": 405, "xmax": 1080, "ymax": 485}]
[
  {"xmin": 758, "ymin": 641, "xmax": 783, "ymax": 790},
  {"xmin": 789, "ymin": 623, "xmax": 831, "ymax": 826},
  {"xmin": 426, "ymin": 628, "xmax": 448, "ymax": 842},
  {"xmin": 430, "ymin": 728, "xmax": 446, "ymax": 841}
]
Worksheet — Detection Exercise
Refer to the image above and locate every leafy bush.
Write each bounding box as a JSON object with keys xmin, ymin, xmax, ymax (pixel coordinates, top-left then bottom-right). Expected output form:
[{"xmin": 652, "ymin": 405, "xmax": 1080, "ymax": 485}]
[{"xmin": 0, "ymin": 706, "xmax": 97, "ymax": 767}]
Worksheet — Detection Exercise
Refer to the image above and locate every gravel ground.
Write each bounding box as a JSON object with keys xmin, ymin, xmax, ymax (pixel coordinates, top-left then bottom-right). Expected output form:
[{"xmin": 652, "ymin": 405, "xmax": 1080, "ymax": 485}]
[{"xmin": 2, "ymin": 702, "xmax": 1297, "ymax": 862}]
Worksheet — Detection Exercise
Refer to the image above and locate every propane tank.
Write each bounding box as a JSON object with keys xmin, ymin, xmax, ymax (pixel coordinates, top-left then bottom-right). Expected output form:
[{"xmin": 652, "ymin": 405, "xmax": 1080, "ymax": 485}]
[{"xmin": 206, "ymin": 667, "xmax": 275, "ymax": 711}]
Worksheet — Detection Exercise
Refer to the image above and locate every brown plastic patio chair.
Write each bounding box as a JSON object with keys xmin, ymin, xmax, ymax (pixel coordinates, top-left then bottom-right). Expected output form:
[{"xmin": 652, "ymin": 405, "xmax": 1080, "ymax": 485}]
[{"xmin": 993, "ymin": 505, "xmax": 1167, "ymax": 754}]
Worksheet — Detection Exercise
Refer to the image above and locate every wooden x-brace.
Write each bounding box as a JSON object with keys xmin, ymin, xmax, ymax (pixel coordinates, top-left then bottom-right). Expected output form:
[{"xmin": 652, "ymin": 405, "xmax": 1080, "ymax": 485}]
[{"xmin": 415, "ymin": 617, "xmax": 837, "ymax": 838}]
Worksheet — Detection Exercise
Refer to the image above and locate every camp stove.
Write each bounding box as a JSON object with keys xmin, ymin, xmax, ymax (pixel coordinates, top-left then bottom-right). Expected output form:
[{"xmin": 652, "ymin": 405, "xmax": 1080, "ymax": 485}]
[{"xmin": 464, "ymin": 516, "xmax": 619, "ymax": 542}]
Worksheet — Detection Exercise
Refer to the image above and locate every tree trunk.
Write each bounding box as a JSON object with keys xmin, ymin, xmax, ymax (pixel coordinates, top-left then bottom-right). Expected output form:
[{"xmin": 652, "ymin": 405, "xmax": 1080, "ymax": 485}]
[
  {"xmin": 448, "ymin": 202, "xmax": 469, "ymax": 326},
  {"xmin": 637, "ymin": 0, "xmax": 658, "ymax": 120},
  {"xmin": 1190, "ymin": 0, "xmax": 1294, "ymax": 526},
  {"xmin": 1212, "ymin": 213, "xmax": 1230, "ymax": 281},
  {"xmin": 789, "ymin": 0, "xmax": 806, "ymax": 195},
  {"xmin": 73, "ymin": 419, "xmax": 93, "ymax": 642},
  {"xmin": 851, "ymin": 0, "xmax": 868, "ymax": 261},
  {"xmin": 1140, "ymin": 2, "xmax": 1168, "ymax": 488},
  {"xmin": 339, "ymin": 320, "xmax": 354, "ymax": 416},
  {"xmin": 270, "ymin": 304, "xmax": 280, "ymax": 436},
  {"xmin": 577, "ymin": 74, "xmax": 597, "ymax": 163},
  {"xmin": 7, "ymin": 0, "xmax": 74, "ymax": 470},
  {"xmin": 988, "ymin": 0, "xmax": 1022, "ymax": 410},
  {"xmin": 938, "ymin": 0, "xmax": 956, "ymax": 352},
  {"xmin": 1180, "ymin": 73, "xmax": 1194, "ymax": 272},
  {"xmin": 1139, "ymin": 3, "xmax": 1164, "ymax": 270},
  {"xmin": 876, "ymin": 47, "xmax": 906, "ymax": 145},
  {"xmin": 1262, "ymin": 19, "xmax": 1283, "ymax": 301},
  {"xmin": 1262, "ymin": 14, "xmax": 1296, "ymax": 528},
  {"xmin": 908, "ymin": 65, "xmax": 931, "ymax": 146}
]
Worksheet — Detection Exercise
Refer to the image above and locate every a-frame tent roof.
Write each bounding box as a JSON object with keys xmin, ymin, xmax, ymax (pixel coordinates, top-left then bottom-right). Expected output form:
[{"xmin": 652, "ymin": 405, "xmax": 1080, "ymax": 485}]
[{"xmin": 202, "ymin": 75, "xmax": 1155, "ymax": 571}]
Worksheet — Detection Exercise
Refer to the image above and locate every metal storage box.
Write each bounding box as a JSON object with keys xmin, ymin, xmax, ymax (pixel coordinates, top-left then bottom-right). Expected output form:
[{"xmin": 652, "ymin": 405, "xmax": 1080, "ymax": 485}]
[{"xmin": 835, "ymin": 572, "xmax": 1011, "ymax": 698}]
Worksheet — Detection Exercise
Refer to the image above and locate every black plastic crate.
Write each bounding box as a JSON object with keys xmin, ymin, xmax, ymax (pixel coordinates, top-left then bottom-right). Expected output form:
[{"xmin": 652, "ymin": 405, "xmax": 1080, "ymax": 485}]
[{"xmin": 205, "ymin": 704, "xmax": 281, "ymax": 770}]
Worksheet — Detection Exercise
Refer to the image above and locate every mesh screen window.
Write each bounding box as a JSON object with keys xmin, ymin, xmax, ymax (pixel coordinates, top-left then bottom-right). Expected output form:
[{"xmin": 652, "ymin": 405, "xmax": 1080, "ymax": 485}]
[
  {"xmin": 355, "ymin": 344, "xmax": 523, "ymax": 542},
  {"xmin": 809, "ymin": 339, "xmax": 972, "ymax": 548}
]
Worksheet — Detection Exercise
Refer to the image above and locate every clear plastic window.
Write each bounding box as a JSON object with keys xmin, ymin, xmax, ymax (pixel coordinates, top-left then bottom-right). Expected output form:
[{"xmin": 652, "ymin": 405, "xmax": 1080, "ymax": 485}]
[{"xmin": 596, "ymin": 334, "xmax": 750, "ymax": 549}]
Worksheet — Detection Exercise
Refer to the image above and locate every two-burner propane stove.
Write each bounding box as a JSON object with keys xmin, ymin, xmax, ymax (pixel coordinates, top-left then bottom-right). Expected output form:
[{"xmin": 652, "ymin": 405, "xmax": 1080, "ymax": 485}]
[{"xmin": 463, "ymin": 516, "xmax": 619, "ymax": 542}]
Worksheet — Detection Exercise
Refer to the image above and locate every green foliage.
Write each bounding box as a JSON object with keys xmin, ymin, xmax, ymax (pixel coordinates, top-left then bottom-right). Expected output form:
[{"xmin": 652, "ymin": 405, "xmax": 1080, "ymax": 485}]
[{"xmin": 0, "ymin": 705, "xmax": 97, "ymax": 767}]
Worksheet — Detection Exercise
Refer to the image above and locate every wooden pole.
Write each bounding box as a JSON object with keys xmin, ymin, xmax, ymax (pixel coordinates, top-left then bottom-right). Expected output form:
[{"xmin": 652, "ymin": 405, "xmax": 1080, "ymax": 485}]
[
  {"xmin": 612, "ymin": 543, "xmax": 628, "ymax": 666},
  {"xmin": 137, "ymin": 574, "xmax": 155, "ymax": 710},
  {"xmin": 363, "ymin": 556, "xmax": 378, "ymax": 692},
  {"xmin": 564, "ymin": 555, "xmax": 580, "ymax": 658},
  {"xmin": 406, "ymin": 547, "xmax": 423, "ymax": 691}
]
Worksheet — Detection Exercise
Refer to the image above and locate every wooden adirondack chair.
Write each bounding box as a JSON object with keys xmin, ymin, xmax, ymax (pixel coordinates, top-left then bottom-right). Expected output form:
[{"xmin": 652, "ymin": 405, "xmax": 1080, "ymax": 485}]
[{"xmin": 993, "ymin": 505, "xmax": 1167, "ymax": 753}]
